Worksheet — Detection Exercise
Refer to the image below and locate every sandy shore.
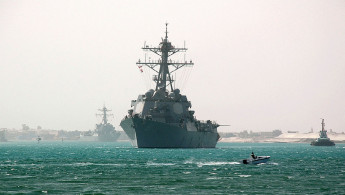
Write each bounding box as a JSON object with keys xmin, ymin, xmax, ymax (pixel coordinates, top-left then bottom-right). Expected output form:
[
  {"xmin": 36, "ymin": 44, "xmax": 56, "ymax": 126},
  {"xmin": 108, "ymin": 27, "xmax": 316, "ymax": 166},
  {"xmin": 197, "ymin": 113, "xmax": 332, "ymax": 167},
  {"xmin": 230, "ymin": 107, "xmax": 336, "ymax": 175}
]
[{"xmin": 219, "ymin": 132, "xmax": 345, "ymax": 143}]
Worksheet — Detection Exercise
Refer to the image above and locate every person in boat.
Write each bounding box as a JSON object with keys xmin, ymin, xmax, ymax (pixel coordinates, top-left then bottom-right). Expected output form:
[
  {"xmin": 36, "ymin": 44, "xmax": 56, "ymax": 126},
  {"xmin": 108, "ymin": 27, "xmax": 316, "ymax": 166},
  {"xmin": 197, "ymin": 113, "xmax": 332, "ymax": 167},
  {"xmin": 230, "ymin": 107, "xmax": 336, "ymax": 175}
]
[{"xmin": 251, "ymin": 152, "xmax": 257, "ymax": 159}]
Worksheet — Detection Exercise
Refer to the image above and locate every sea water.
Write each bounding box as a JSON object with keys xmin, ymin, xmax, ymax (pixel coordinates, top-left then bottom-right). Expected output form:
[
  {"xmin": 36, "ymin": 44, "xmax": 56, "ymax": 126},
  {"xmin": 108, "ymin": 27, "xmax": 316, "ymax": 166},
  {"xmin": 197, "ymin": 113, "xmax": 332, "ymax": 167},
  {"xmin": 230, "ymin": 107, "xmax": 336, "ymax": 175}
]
[{"xmin": 1, "ymin": 141, "xmax": 344, "ymax": 194}]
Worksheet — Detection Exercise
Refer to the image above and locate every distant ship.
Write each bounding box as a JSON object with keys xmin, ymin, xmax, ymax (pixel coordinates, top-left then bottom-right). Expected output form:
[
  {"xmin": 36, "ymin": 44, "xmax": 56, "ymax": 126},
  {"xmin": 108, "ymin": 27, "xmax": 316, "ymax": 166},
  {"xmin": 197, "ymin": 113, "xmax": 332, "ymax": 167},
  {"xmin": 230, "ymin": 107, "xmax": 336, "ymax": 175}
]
[
  {"xmin": 95, "ymin": 106, "xmax": 120, "ymax": 142},
  {"xmin": 120, "ymin": 24, "xmax": 220, "ymax": 148},
  {"xmin": 79, "ymin": 131, "xmax": 98, "ymax": 142},
  {"xmin": 311, "ymin": 119, "xmax": 335, "ymax": 146}
]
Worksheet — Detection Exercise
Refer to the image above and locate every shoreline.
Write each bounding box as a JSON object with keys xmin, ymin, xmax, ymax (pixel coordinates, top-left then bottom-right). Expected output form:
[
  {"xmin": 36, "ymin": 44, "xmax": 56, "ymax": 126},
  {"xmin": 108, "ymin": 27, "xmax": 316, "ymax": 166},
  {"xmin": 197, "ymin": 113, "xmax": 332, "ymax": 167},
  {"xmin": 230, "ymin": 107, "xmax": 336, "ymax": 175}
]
[{"xmin": 219, "ymin": 132, "xmax": 345, "ymax": 143}]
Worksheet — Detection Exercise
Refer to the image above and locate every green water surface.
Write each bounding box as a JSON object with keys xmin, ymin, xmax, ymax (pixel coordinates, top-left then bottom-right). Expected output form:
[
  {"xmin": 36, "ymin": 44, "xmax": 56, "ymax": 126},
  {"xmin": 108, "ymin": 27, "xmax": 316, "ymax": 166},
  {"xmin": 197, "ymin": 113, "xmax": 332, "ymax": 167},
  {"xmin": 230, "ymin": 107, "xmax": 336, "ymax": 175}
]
[{"xmin": 1, "ymin": 142, "xmax": 344, "ymax": 194}]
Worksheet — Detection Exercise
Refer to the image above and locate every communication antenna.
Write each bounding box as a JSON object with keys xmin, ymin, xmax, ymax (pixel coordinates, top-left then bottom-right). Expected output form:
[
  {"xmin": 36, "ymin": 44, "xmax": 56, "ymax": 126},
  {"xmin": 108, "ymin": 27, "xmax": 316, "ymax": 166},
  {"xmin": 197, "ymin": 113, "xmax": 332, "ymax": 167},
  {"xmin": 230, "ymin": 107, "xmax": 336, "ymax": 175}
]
[{"xmin": 136, "ymin": 23, "xmax": 194, "ymax": 92}]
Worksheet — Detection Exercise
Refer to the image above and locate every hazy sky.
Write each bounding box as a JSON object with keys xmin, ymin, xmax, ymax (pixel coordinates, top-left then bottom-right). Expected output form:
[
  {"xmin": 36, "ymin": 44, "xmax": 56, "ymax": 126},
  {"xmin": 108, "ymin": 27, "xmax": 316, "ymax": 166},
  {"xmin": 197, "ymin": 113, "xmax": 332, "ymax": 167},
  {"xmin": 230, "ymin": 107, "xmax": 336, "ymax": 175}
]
[{"xmin": 1, "ymin": 0, "xmax": 344, "ymax": 132}]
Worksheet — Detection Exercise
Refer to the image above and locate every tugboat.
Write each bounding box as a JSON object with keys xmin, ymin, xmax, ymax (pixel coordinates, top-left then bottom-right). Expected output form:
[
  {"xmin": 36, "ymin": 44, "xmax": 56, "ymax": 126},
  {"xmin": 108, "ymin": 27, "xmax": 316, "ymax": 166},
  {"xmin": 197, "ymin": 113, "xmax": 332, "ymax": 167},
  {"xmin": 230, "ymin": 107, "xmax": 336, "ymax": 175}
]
[
  {"xmin": 120, "ymin": 24, "xmax": 220, "ymax": 148},
  {"xmin": 95, "ymin": 106, "xmax": 120, "ymax": 142},
  {"xmin": 311, "ymin": 119, "xmax": 335, "ymax": 146},
  {"xmin": 242, "ymin": 152, "xmax": 270, "ymax": 165}
]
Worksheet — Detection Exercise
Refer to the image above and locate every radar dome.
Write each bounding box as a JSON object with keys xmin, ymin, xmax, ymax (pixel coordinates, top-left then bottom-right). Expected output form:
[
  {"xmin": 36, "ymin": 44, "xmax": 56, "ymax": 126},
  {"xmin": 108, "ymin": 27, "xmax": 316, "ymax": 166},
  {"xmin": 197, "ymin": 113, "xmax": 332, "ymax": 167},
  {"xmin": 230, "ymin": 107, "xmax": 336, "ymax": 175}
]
[
  {"xmin": 145, "ymin": 89, "xmax": 154, "ymax": 98},
  {"xmin": 173, "ymin": 89, "xmax": 180, "ymax": 95}
]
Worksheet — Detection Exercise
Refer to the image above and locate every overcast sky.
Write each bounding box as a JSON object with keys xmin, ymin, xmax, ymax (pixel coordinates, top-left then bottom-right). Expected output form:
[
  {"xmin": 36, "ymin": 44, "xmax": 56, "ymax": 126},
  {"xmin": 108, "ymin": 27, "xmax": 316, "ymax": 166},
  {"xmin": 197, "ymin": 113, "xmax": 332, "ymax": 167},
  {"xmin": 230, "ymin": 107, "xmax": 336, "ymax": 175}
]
[{"xmin": 1, "ymin": 0, "xmax": 344, "ymax": 132}]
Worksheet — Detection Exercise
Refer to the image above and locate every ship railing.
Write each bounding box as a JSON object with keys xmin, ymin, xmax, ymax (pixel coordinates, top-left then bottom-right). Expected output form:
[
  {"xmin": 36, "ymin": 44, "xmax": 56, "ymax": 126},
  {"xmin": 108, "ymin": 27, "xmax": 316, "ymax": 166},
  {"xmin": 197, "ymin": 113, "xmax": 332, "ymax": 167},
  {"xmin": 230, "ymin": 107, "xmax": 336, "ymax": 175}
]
[{"xmin": 199, "ymin": 120, "xmax": 218, "ymax": 125}]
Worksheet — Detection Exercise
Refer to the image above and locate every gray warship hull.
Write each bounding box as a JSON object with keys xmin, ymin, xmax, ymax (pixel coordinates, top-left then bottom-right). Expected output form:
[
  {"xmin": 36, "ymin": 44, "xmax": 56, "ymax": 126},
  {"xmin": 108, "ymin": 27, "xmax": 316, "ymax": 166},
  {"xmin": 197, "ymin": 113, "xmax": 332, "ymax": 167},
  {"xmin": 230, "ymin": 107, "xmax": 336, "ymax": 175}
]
[
  {"xmin": 120, "ymin": 117, "xmax": 219, "ymax": 148},
  {"xmin": 98, "ymin": 133, "xmax": 120, "ymax": 142}
]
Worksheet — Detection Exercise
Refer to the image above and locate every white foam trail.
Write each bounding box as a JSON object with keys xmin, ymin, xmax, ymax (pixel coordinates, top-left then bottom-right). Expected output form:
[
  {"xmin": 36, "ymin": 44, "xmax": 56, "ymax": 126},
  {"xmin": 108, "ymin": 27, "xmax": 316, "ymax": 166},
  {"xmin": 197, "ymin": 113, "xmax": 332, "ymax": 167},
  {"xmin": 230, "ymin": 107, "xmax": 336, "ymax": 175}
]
[
  {"xmin": 197, "ymin": 161, "xmax": 240, "ymax": 167},
  {"xmin": 239, "ymin": 175, "xmax": 251, "ymax": 177},
  {"xmin": 229, "ymin": 162, "xmax": 241, "ymax": 165},
  {"xmin": 73, "ymin": 162, "xmax": 94, "ymax": 166},
  {"xmin": 93, "ymin": 163, "xmax": 125, "ymax": 166},
  {"xmin": 183, "ymin": 159, "xmax": 195, "ymax": 164},
  {"xmin": 146, "ymin": 161, "xmax": 175, "ymax": 166},
  {"xmin": 206, "ymin": 177, "xmax": 221, "ymax": 180}
]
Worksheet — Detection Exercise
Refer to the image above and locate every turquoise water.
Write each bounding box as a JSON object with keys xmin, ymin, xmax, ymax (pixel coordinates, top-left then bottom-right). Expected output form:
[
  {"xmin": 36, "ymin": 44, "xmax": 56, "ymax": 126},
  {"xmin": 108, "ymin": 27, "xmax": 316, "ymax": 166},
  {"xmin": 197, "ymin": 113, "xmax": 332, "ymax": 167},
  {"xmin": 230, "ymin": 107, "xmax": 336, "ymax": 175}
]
[{"xmin": 1, "ymin": 142, "xmax": 344, "ymax": 194}]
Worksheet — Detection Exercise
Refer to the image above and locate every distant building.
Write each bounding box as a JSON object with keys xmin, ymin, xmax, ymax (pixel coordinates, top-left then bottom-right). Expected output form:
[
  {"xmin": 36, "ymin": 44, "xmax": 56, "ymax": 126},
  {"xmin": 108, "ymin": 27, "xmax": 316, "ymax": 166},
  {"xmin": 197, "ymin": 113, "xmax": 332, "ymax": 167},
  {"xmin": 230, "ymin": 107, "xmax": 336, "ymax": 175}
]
[
  {"xmin": 0, "ymin": 130, "xmax": 8, "ymax": 142},
  {"xmin": 22, "ymin": 124, "xmax": 30, "ymax": 130},
  {"xmin": 237, "ymin": 129, "xmax": 282, "ymax": 138}
]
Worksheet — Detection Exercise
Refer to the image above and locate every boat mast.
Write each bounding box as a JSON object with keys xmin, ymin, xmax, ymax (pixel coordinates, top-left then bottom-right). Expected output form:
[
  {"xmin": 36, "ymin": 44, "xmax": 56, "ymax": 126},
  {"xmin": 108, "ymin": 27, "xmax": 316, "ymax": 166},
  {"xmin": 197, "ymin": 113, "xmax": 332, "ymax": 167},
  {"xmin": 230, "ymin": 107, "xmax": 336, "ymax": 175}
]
[
  {"xmin": 136, "ymin": 23, "xmax": 194, "ymax": 92},
  {"xmin": 319, "ymin": 118, "xmax": 328, "ymax": 138},
  {"xmin": 97, "ymin": 106, "xmax": 113, "ymax": 124}
]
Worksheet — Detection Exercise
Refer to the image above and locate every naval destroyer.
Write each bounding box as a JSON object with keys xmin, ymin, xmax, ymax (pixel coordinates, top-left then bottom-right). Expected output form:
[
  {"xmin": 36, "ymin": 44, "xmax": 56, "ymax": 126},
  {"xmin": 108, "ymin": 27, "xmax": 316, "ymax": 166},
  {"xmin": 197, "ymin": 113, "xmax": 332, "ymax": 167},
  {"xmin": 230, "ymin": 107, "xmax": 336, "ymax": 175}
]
[
  {"xmin": 95, "ymin": 106, "xmax": 120, "ymax": 142},
  {"xmin": 311, "ymin": 119, "xmax": 335, "ymax": 146},
  {"xmin": 120, "ymin": 24, "xmax": 220, "ymax": 148}
]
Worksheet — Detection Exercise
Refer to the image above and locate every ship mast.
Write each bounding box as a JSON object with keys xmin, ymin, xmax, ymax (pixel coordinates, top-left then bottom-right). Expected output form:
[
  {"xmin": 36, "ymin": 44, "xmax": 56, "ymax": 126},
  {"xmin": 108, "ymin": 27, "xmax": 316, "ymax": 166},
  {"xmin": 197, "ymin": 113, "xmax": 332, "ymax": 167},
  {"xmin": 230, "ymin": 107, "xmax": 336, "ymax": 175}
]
[
  {"xmin": 319, "ymin": 118, "xmax": 328, "ymax": 138},
  {"xmin": 97, "ymin": 105, "xmax": 113, "ymax": 124},
  {"xmin": 136, "ymin": 23, "xmax": 194, "ymax": 92}
]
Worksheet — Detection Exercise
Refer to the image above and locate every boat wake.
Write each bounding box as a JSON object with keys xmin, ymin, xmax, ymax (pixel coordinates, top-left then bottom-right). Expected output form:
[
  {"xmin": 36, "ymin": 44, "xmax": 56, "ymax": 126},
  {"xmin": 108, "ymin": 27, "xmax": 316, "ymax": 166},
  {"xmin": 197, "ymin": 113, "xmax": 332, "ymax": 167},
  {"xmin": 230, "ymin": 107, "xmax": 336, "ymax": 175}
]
[
  {"xmin": 196, "ymin": 161, "xmax": 240, "ymax": 167},
  {"xmin": 183, "ymin": 158, "xmax": 240, "ymax": 167}
]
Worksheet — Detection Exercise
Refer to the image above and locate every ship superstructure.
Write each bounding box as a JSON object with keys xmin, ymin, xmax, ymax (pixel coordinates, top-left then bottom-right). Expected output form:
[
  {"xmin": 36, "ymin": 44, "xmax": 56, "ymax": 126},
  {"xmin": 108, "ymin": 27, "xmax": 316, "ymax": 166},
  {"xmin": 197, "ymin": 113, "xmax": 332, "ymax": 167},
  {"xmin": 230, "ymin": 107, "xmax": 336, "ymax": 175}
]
[
  {"xmin": 120, "ymin": 24, "xmax": 220, "ymax": 148},
  {"xmin": 311, "ymin": 119, "xmax": 335, "ymax": 146},
  {"xmin": 95, "ymin": 106, "xmax": 120, "ymax": 142}
]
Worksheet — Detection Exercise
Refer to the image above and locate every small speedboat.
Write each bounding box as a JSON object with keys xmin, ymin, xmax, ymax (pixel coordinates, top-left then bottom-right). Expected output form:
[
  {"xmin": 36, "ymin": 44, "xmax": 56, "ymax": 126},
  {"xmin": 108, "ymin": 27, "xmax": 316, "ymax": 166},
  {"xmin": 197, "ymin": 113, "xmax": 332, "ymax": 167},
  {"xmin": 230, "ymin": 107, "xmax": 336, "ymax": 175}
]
[{"xmin": 242, "ymin": 155, "xmax": 270, "ymax": 165}]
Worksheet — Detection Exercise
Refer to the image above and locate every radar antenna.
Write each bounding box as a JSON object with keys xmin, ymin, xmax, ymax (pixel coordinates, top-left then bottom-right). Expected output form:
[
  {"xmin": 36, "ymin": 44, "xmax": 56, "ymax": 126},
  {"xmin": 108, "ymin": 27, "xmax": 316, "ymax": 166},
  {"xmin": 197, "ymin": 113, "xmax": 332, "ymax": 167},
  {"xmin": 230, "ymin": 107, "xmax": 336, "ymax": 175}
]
[
  {"xmin": 136, "ymin": 23, "xmax": 194, "ymax": 92},
  {"xmin": 96, "ymin": 105, "xmax": 113, "ymax": 124}
]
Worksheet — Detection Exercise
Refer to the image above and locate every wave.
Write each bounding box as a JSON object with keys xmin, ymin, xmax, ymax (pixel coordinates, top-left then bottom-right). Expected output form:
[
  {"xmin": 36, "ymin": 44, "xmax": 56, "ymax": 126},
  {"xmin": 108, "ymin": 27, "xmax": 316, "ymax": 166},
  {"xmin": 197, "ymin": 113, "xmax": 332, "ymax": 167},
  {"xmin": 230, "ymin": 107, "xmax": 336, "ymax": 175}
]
[
  {"xmin": 72, "ymin": 162, "xmax": 94, "ymax": 166},
  {"xmin": 206, "ymin": 177, "xmax": 222, "ymax": 180},
  {"xmin": 267, "ymin": 162, "xmax": 279, "ymax": 165},
  {"xmin": 146, "ymin": 161, "xmax": 175, "ymax": 166},
  {"xmin": 183, "ymin": 158, "xmax": 240, "ymax": 167},
  {"xmin": 70, "ymin": 162, "xmax": 125, "ymax": 167},
  {"xmin": 239, "ymin": 175, "xmax": 251, "ymax": 177}
]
